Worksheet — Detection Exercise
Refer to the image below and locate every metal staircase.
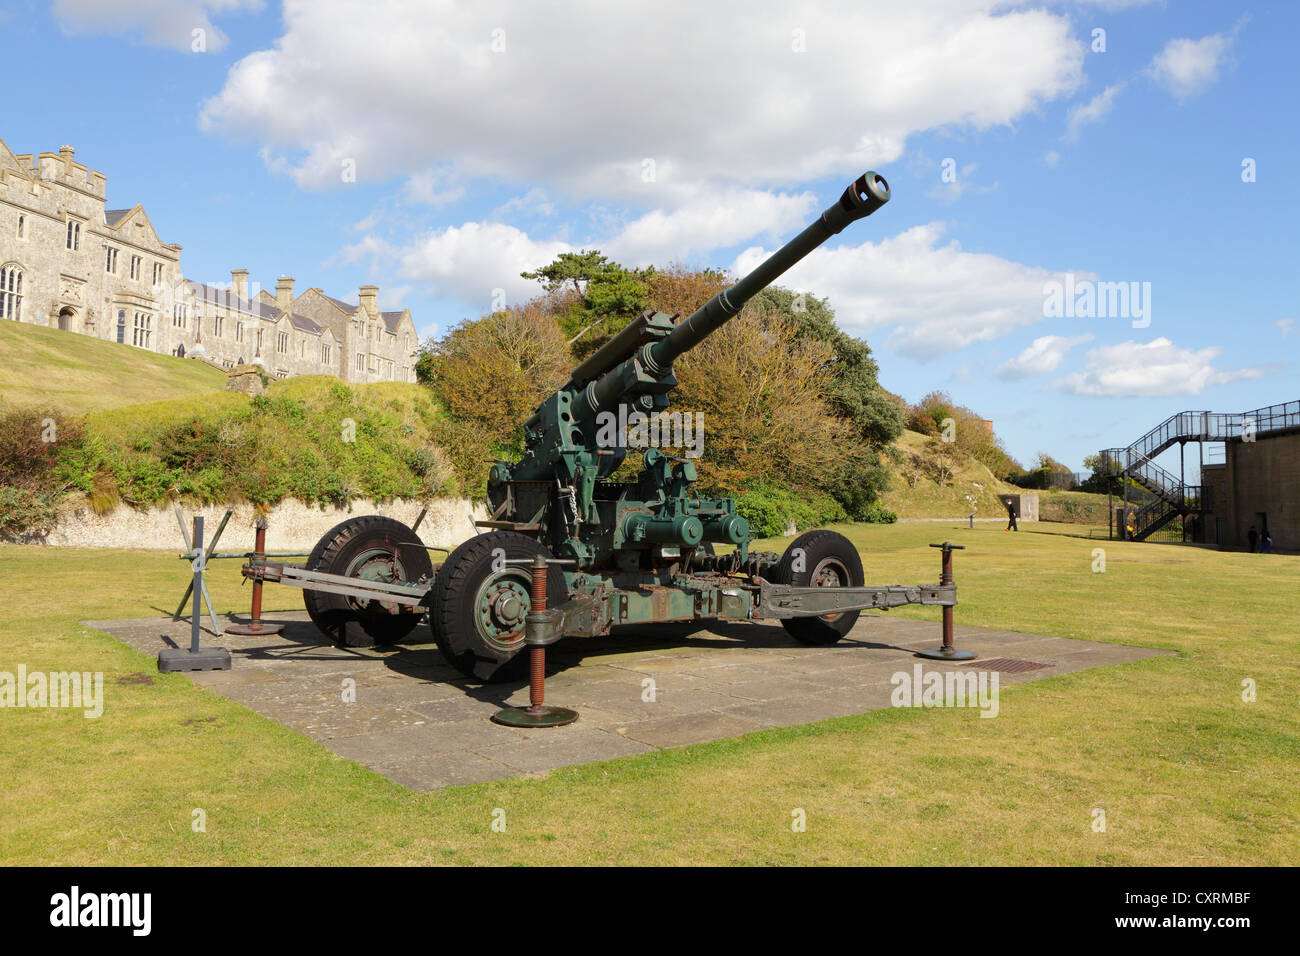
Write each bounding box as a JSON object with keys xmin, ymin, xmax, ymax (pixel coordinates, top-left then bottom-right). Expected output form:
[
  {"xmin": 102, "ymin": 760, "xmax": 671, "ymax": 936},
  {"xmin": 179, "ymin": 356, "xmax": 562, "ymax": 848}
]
[{"xmin": 1100, "ymin": 401, "xmax": 1300, "ymax": 542}]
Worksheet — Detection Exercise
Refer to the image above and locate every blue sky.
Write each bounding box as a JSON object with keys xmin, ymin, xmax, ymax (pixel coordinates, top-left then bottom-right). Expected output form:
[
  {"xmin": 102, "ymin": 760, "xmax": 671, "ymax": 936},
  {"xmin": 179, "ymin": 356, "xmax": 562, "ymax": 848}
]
[{"xmin": 3, "ymin": 0, "xmax": 1296, "ymax": 475}]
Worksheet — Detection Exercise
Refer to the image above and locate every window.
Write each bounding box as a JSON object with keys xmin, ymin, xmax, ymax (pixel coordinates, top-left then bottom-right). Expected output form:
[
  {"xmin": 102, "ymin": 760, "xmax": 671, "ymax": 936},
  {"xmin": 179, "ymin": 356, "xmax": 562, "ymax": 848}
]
[
  {"xmin": 173, "ymin": 303, "xmax": 185, "ymax": 328},
  {"xmin": 356, "ymin": 352, "xmax": 364, "ymax": 372},
  {"xmin": 129, "ymin": 255, "xmax": 142, "ymax": 280},
  {"xmin": 235, "ymin": 322, "xmax": 243, "ymax": 343},
  {"xmin": 277, "ymin": 331, "xmax": 288, "ymax": 353},
  {"xmin": 256, "ymin": 328, "xmax": 263, "ymax": 350},
  {"xmin": 213, "ymin": 315, "xmax": 223, "ymax": 338},
  {"xmin": 152, "ymin": 262, "xmax": 163, "ymax": 285},
  {"xmin": 66, "ymin": 219, "xmax": 81, "ymax": 250},
  {"xmin": 105, "ymin": 247, "xmax": 118, "ymax": 273},
  {"xmin": 321, "ymin": 343, "xmax": 331, "ymax": 364},
  {"xmin": 0, "ymin": 264, "xmax": 22, "ymax": 320},
  {"xmin": 16, "ymin": 215, "xmax": 24, "ymax": 239},
  {"xmin": 116, "ymin": 310, "xmax": 126, "ymax": 344},
  {"xmin": 131, "ymin": 311, "xmax": 152, "ymax": 349}
]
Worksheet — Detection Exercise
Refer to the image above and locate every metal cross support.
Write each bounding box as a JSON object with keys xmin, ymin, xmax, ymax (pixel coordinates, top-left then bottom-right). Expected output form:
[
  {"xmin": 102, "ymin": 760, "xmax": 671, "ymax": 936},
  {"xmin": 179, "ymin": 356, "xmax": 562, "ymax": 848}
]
[
  {"xmin": 491, "ymin": 555, "xmax": 579, "ymax": 728},
  {"xmin": 159, "ymin": 515, "xmax": 232, "ymax": 672},
  {"xmin": 226, "ymin": 516, "xmax": 284, "ymax": 637},
  {"xmin": 915, "ymin": 542, "xmax": 976, "ymax": 662},
  {"xmin": 171, "ymin": 508, "xmax": 229, "ymax": 638}
]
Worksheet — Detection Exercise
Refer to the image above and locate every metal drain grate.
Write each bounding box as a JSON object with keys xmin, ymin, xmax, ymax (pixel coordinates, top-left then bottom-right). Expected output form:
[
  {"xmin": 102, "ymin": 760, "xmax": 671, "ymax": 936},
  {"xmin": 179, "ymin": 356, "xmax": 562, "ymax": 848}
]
[{"xmin": 962, "ymin": 657, "xmax": 1052, "ymax": 673}]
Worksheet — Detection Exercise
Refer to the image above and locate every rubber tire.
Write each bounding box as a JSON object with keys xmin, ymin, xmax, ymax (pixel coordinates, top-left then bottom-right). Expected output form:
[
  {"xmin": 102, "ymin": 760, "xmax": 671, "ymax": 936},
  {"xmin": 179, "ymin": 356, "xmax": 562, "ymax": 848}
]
[
  {"xmin": 302, "ymin": 515, "xmax": 433, "ymax": 647},
  {"xmin": 430, "ymin": 531, "xmax": 567, "ymax": 682},
  {"xmin": 768, "ymin": 529, "xmax": 865, "ymax": 645}
]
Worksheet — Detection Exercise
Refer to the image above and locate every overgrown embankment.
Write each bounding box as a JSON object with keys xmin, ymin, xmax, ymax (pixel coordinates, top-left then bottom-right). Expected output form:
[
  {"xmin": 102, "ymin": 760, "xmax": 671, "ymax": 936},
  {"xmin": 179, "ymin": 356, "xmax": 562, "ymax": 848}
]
[{"xmin": 1, "ymin": 376, "xmax": 457, "ymax": 539}]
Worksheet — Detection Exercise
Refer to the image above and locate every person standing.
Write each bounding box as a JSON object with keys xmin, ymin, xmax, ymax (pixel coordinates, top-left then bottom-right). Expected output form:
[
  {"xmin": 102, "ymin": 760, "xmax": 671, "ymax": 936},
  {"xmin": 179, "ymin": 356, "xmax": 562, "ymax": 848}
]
[
  {"xmin": 1247, "ymin": 525, "xmax": 1259, "ymax": 553},
  {"xmin": 1262, "ymin": 531, "xmax": 1272, "ymax": 554}
]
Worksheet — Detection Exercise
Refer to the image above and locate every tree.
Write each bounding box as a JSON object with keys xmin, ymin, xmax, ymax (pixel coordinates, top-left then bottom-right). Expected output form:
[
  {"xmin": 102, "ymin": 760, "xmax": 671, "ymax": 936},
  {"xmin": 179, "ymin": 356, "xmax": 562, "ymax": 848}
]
[
  {"xmin": 520, "ymin": 250, "xmax": 615, "ymax": 297},
  {"xmin": 421, "ymin": 305, "xmax": 571, "ymax": 491},
  {"xmin": 522, "ymin": 250, "xmax": 652, "ymax": 354},
  {"xmin": 751, "ymin": 286, "xmax": 903, "ymax": 446}
]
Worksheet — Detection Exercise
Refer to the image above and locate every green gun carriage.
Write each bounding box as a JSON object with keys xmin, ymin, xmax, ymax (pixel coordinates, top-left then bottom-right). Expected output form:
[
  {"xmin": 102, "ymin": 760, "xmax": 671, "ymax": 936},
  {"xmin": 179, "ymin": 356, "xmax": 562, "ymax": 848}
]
[{"xmin": 245, "ymin": 171, "xmax": 958, "ymax": 681}]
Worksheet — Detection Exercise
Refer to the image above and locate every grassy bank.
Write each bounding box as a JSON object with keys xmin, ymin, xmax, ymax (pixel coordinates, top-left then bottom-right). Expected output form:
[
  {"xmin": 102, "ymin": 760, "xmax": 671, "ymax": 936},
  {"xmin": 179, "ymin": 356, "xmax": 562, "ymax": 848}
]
[{"xmin": 0, "ymin": 320, "xmax": 227, "ymax": 414}]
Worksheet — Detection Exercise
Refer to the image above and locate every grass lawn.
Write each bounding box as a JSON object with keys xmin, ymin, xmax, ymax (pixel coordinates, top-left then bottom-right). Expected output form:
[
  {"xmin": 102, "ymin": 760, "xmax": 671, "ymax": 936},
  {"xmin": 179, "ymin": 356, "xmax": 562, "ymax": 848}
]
[
  {"xmin": 0, "ymin": 521, "xmax": 1296, "ymax": 865},
  {"xmin": 0, "ymin": 320, "xmax": 227, "ymax": 415}
]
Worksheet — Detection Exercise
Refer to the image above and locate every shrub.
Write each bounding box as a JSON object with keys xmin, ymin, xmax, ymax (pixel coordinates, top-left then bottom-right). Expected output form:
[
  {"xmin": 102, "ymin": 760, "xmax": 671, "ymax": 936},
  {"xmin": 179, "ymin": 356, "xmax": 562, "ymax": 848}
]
[{"xmin": 732, "ymin": 480, "xmax": 846, "ymax": 538}]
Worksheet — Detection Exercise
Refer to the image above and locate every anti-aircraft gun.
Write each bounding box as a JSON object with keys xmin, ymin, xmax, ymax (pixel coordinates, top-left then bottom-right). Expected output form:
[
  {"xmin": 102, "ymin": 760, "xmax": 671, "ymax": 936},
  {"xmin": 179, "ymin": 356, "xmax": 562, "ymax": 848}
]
[{"xmin": 248, "ymin": 172, "xmax": 960, "ymax": 681}]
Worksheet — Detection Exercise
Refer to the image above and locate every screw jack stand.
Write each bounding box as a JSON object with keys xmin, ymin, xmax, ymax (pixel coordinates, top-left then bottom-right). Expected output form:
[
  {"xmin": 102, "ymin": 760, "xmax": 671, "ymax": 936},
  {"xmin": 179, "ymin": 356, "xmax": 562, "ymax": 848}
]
[
  {"xmin": 492, "ymin": 556, "xmax": 578, "ymax": 728},
  {"xmin": 916, "ymin": 542, "xmax": 976, "ymax": 662},
  {"xmin": 226, "ymin": 520, "xmax": 284, "ymax": 636},
  {"xmin": 160, "ymin": 515, "xmax": 232, "ymax": 672}
]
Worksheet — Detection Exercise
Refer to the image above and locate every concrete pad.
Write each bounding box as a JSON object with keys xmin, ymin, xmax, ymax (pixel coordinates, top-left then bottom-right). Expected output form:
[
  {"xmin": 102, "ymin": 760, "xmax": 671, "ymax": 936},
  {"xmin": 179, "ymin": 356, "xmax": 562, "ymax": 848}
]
[{"xmin": 90, "ymin": 609, "xmax": 1167, "ymax": 790}]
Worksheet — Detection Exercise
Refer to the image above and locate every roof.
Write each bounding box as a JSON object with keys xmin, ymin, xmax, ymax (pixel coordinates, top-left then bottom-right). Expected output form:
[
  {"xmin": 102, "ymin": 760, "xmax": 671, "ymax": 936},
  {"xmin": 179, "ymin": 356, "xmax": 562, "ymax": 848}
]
[
  {"xmin": 104, "ymin": 209, "xmax": 132, "ymax": 227},
  {"xmin": 322, "ymin": 294, "xmax": 360, "ymax": 315},
  {"xmin": 319, "ymin": 293, "xmax": 403, "ymax": 335},
  {"xmin": 185, "ymin": 280, "xmax": 322, "ymax": 336}
]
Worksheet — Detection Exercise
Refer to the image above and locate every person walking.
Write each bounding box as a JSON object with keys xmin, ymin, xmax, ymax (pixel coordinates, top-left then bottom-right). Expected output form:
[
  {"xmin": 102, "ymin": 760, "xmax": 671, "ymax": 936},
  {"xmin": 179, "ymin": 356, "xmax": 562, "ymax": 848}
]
[{"xmin": 1004, "ymin": 497, "xmax": 1018, "ymax": 532}]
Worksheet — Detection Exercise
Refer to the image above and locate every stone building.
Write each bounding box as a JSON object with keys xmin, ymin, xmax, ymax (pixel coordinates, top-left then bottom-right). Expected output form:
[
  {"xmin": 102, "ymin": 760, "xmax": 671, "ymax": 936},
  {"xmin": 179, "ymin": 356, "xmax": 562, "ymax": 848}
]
[{"xmin": 0, "ymin": 136, "xmax": 418, "ymax": 383}]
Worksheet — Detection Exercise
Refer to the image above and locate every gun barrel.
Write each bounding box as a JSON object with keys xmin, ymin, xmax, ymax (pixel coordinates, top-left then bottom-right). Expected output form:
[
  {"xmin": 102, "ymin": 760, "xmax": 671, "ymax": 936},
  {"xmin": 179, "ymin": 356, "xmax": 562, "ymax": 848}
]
[{"xmin": 649, "ymin": 171, "xmax": 890, "ymax": 370}]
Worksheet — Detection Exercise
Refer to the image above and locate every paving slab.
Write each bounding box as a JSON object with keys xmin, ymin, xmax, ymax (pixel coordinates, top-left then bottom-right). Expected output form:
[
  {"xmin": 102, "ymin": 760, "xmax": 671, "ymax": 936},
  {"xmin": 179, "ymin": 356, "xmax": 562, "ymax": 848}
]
[{"xmin": 87, "ymin": 610, "xmax": 1167, "ymax": 791}]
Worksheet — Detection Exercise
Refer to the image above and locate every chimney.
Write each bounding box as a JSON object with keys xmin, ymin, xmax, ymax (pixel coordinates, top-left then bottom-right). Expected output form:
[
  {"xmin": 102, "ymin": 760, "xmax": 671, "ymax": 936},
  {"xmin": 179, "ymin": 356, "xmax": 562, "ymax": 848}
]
[
  {"xmin": 359, "ymin": 285, "xmax": 379, "ymax": 315},
  {"xmin": 59, "ymin": 145, "xmax": 74, "ymax": 175},
  {"xmin": 231, "ymin": 269, "xmax": 249, "ymax": 302},
  {"xmin": 276, "ymin": 276, "xmax": 295, "ymax": 315}
]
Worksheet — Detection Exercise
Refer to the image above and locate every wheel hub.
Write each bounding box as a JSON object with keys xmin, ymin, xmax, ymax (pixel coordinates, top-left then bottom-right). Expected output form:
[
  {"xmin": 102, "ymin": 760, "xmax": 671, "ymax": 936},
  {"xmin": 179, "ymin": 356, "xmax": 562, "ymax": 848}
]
[
  {"xmin": 810, "ymin": 557, "xmax": 848, "ymax": 622},
  {"xmin": 476, "ymin": 574, "xmax": 532, "ymax": 652},
  {"xmin": 349, "ymin": 548, "xmax": 404, "ymax": 616}
]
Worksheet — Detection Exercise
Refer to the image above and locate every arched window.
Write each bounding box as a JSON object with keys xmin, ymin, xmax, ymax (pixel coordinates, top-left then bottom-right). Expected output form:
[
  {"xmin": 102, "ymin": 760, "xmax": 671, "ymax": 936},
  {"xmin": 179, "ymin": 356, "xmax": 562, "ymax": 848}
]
[
  {"xmin": 0, "ymin": 263, "xmax": 23, "ymax": 320},
  {"xmin": 116, "ymin": 309, "xmax": 126, "ymax": 344}
]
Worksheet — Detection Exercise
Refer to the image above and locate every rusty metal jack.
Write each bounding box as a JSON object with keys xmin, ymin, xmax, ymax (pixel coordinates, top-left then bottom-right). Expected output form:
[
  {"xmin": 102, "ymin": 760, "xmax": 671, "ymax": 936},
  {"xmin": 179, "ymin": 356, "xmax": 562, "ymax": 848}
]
[
  {"xmin": 916, "ymin": 542, "xmax": 976, "ymax": 662},
  {"xmin": 492, "ymin": 555, "xmax": 579, "ymax": 728},
  {"xmin": 226, "ymin": 516, "xmax": 284, "ymax": 637}
]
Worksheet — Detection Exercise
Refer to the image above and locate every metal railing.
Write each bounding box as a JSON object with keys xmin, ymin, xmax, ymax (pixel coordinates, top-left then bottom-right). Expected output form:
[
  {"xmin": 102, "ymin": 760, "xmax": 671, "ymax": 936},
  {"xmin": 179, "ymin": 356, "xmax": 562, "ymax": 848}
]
[{"xmin": 1118, "ymin": 400, "xmax": 1300, "ymax": 465}]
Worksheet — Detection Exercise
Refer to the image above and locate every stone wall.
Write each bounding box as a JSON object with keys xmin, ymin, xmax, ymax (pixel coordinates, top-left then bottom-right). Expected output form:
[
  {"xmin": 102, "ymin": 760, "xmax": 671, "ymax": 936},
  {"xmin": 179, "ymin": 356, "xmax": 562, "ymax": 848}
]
[{"xmin": 12, "ymin": 497, "xmax": 488, "ymax": 552}]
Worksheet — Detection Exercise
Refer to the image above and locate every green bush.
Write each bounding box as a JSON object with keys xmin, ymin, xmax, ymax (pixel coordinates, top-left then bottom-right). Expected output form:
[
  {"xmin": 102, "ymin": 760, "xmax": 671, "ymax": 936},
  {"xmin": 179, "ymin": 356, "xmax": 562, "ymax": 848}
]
[
  {"xmin": 732, "ymin": 480, "xmax": 846, "ymax": 538},
  {"xmin": 0, "ymin": 487, "xmax": 58, "ymax": 537}
]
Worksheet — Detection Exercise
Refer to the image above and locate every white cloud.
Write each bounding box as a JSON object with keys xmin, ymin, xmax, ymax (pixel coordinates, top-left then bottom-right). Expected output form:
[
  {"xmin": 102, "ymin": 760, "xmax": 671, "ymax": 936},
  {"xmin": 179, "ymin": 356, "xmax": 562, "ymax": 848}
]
[
  {"xmin": 996, "ymin": 334, "xmax": 1093, "ymax": 380},
  {"xmin": 925, "ymin": 163, "xmax": 995, "ymax": 204},
  {"xmin": 53, "ymin": 0, "xmax": 261, "ymax": 52},
  {"xmin": 1148, "ymin": 32, "xmax": 1234, "ymax": 100},
  {"xmin": 732, "ymin": 221, "xmax": 1077, "ymax": 359},
  {"xmin": 402, "ymin": 168, "xmax": 464, "ymax": 207},
  {"xmin": 1054, "ymin": 337, "xmax": 1263, "ymax": 397},
  {"xmin": 200, "ymin": 0, "xmax": 1083, "ymax": 195},
  {"xmin": 393, "ymin": 222, "xmax": 570, "ymax": 310},
  {"xmin": 1276, "ymin": 318, "xmax": 1295, "ymax": 340},
  {"xmin": 1044, "ymin": 150, "xmax": 1061, "ymax": 168},
  {"xmin": 603, "ymin": 189, "xmax": 818, "ymax": 268},
  {"xmin": 1065, "ymin": 83, "xmax": 1125, "ymax": 140}
]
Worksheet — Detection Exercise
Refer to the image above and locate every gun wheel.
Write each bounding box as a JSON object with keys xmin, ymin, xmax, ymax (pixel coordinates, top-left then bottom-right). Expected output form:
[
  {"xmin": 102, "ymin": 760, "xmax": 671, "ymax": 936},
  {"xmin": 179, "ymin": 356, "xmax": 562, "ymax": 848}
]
[
  {"xmin": 430, "ymin": 531, "xmax": 567, "ymax": 682},
  {"xmin": 770, "ymin": 529, "xmax": 865, "ymax": 645},
  {"xmin": 303, "ymin": 515, "xmax": 433, "ymax": 647}
]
